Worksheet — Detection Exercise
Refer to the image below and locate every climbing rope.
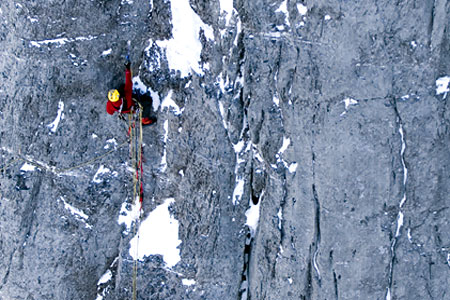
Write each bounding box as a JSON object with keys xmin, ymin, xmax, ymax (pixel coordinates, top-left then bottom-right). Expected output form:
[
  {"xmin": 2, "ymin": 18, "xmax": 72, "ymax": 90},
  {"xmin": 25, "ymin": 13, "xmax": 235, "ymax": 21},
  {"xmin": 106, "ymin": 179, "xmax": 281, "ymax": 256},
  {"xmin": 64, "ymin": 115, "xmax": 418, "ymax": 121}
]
[
  {"xmin": 130, "ymin": 102, "xmax": 144, "ymax": 300},
  {"xmin": 0, "ymin": 141, "xmax": 128, "ymax": 176}
]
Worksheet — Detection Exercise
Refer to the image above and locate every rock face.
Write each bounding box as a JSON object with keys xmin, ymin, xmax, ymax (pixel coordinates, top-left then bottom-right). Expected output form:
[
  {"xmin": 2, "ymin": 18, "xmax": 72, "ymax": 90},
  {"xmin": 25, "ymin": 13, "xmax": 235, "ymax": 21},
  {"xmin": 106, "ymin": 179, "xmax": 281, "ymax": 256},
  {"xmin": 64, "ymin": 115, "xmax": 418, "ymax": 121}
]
[{"xmin": 0, "ymin": 0, "xmax": 449, "ymax": 299}]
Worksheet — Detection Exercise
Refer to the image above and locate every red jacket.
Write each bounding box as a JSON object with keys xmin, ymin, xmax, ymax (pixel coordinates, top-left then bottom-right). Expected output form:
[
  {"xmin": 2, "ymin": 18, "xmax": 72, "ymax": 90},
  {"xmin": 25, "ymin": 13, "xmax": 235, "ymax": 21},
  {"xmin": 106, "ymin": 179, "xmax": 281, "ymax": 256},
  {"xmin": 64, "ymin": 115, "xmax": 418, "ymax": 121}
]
[{"xmin": 106, "ymin": 69, "xmax": 134, "ymax": 115}]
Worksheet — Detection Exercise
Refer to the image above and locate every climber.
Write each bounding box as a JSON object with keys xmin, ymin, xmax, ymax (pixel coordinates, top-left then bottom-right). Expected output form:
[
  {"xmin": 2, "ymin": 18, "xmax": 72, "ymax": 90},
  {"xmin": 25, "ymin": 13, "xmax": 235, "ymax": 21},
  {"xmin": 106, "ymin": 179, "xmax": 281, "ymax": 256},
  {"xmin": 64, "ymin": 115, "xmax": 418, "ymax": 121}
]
[{"xmin": 106, "ymin": 59, "xmax": 157, "ymax": 125}]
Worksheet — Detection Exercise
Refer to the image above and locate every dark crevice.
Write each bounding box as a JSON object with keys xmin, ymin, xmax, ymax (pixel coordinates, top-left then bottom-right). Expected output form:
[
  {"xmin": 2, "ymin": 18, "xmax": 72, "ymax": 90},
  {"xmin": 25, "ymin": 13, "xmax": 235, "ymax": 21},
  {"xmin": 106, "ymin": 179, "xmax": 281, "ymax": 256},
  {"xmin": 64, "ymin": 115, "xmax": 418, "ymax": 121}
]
[
  {"xmin": 302, "ymin": 249, "xmax": 313, "ymax": 300},
  {"xmin": 238, "ymin": 232, "xmax": 252, "ymax": 300},
  {"xmin": 333, "ymin": 271, "xmax": 339, "ymax": 300},
  {"xmin": 96, "ymin": 256, "xmax": 119, "ymax": 300},
  {"xmin": 310, "ymin": 106, "xmax": 322, "ymax": 288},
  {"xmin": 1, "ymin": 251, "xmax": 15, "ymax": 287},
  {"xmin": 386, "ymin": 96, "xmax": 409, "ymax": 298},
  {"xmin": 250, "ymin": 169, "xmax": 259, "ymax": 205},
  {"xmin": 312, "ymin": 184, "xmax": 321, "ymax": 243},
  {"xmin": 312, "ymin": 183, "xmax": 322, "ymax": 285},
  {"xmin": 428, "ymin": 0, "xmax": 436, "ymax": 47}
]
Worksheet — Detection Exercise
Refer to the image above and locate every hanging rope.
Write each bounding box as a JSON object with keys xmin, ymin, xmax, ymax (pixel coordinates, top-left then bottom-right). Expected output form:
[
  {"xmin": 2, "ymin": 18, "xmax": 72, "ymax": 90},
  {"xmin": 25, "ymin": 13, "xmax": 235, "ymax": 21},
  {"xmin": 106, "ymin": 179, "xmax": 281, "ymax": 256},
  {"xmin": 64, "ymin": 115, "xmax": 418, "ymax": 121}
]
[{"xmin": 131, "ymin": 103, "xmax": 144, "ymax": 300}]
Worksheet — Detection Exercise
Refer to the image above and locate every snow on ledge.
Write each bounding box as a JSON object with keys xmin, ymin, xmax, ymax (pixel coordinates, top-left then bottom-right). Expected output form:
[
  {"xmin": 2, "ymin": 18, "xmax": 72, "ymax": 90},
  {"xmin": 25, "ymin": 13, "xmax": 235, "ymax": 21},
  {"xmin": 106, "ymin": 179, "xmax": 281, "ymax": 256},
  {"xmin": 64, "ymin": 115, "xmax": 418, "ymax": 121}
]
[
  {"xmin": 30, "ymin": 35, "xmax": 97, "ymax": 48},
  {"xmin": 97, "ymin": 270, "xmax": 112, "ymax": 285},
  {"xmin": 64, "ymin": 201, "xmax": 89, "ymax": 220},
  {"xmin": 182, "ymin": 279, "xmax": 196, "ymax": 286},
  {"xmin": 161, "ymin": 90, "xmax": 183, "ymax": 115},
  {"xmin": 20, "ymin": 163, "xmax": 36, "ymax": 172},
  {"xmin": 129, "ymin": 198, "xmax": 181, "ymax": 268},
  {"xmin": 60, "ymin": 196, "xmax": 92, "ymax": 229},
  {"xmin": 47, "ymin": 100, "xmax": 64, "ymax": 133},
  {"xmin": 93, "ymin": 165, "xmax": 111, "ymax": 183},
  {"xmin": 101, "ymin": 48, "xmax": 112, "ymax": 56},
  {"xmin": 436, "ymin": 76, "xmax": 450, "ymax": 99}
]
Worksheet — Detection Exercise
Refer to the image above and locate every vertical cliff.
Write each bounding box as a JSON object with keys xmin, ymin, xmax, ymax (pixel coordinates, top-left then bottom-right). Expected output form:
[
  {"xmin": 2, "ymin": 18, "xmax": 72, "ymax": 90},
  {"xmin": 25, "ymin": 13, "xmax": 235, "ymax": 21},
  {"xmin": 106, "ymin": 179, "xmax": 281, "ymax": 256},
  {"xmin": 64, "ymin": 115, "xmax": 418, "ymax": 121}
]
[{"xmin": 1, "ymin": 0, "xmax": 449, "ymax": 299}]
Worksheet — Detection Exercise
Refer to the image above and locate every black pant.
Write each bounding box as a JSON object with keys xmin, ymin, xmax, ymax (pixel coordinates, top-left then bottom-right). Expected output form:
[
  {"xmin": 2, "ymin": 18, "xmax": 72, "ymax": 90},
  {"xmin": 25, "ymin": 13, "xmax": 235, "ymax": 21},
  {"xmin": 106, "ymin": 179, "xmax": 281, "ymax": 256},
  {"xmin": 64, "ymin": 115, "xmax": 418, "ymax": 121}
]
[{"xmin": 133, "ymin": 91, "xmax": 153, "ymax": 119}]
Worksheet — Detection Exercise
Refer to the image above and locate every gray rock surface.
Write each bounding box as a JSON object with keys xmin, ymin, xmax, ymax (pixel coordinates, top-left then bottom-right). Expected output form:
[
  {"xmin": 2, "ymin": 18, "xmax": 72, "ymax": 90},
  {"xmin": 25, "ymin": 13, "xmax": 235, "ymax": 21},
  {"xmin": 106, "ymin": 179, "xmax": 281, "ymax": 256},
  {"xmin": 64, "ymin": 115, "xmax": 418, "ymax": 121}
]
[{"xmin": 0, "ymin": 0, "xmax": 449, "ymax": 299}]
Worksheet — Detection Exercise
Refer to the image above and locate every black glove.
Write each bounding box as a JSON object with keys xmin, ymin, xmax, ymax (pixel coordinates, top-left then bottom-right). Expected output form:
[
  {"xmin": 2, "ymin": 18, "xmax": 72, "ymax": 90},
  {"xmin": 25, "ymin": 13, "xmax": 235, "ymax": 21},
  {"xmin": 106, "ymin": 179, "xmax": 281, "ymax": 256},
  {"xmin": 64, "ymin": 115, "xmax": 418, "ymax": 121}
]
[{"xmin": 125, "ymin": 60, "xmax": 131, "ymax": 70}]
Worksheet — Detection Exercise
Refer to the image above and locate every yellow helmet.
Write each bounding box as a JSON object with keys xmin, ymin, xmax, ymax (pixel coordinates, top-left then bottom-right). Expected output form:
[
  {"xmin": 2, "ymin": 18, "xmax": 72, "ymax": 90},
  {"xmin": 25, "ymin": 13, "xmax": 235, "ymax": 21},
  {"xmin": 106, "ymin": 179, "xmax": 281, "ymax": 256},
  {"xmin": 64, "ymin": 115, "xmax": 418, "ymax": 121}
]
[{"xmin": 108, "ymin": 89, "xmax": 120, "ymax": 102}]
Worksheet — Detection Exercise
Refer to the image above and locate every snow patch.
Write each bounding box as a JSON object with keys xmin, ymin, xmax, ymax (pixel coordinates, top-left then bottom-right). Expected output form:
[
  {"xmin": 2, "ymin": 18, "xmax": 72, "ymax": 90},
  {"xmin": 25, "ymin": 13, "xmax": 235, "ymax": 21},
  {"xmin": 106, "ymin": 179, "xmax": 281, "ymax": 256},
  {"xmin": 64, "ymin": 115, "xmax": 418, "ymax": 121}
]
[
  {"xmin": 160, "ymin": 120, "xmax": 169, "ymax": 172},
  {"xmin": 182, "ymin": 279, "xmax": 196, "ymax": 286},
  {"xmin": 232, "ymin": 179, "xmax": 245, "ymax": 205},
  {"xmin": 343, "ymin": 97, "xmax": 358, "ymax": 110},
  {"xmin": 20, "ymin": 163, "xmax": 36, "ymax": 172},
  {"xmin": 276, "ymin": 0, "xmax": 290, "ymax": 28},
  {"xmin": 278, "ymin": 137, "xmax": 291, "ymax": 154},
  {"xmin": 297, "ymin": 3, "xmax": 308, "ymax": 15},
  {"xmin": 341, "ymin": 97, "xmax": 358, "ymax": 116},
  {"xmin": 47, "ymin": 100, "xmax": 64, "ymax": 133},
  {"xmin": 30, "ymin": 35, "xmax": 97, "ymax": 48},
  {"xmin": 118, "ymin": 201, "xmax": 141, "ymax": 233},
  {"xmin": 161, "ymin": 90, "xmax": 183, "ymax": 115},
  {"xmin": 97, "ymin": 270, "xmax": 112, "ymax": 285},
  {"xmin": 129, "ymin": 198, "xmax": 181, "ymax": 268},
  {"xmin": 218, "ymin": 101, "xmax": 228, "ymax": 129},
  {"xmin": 101, "ymin": 48, "xmax": 112, "ymax": 56},
  {"xmin": 219, "ymin": 0, "xmax": 234, "ymax": 25},
  {"xmin": 150, "ymin": 89, "xmax": 161, "ymax": 111},
  {"xmin": 93, "ymin": 165, "xmax": 111, "ymax": 183},
  {"xmin": 273, "ymin": 94, "xmax": 280, "ymax": 106},
  {"xmin": 154, "ymin": 0, "xmax": 214, "ymax": 77},
  {"xmin": 245, "ymin": 191, "xmax": 262, "ymax": 235},
  {"xmin": 104, "ymin": 138, "xmax": 117, "ymax": 150},
  {"xmin": 436, "ymin": 76, "xmax": 450, "ymax": 99},
  {"xmin": 234, "ymin": 19, "xmax": 242, "ymax": 46},
  {"xmin": 131, "ymin": 76, "xmax": 161, "ymax": 111},
  {"xmin": 275, "ymin": 137, "xmax": 297, "ymax": 173},
  {"xmin": 132, "ymin": 76, "xmax": 148, "ymax": 93},
  {"xmin": 277, "ymin": 207, "xmax": 283, "ymax": 230},
  {"xmin": 64, "ymin": 201, "xmax": 88, "ymax": 220},
  {"xmin": 288, "ymin": 162, "xmax": 298, "ymax": 173},
  {"xmin": 394, "ymin": 124, "xmax": 408, "ymax": 238},
  {"xmin": 27, "ymin": 16, "xmax": 38, "ymax": 23},
  {"xmin": 232, "ymin": 142, "xmax": 251, "ymax": 205},
  {"xmin": 60, "ymin": 197, "xmax": 92, "ymax": 229}
]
